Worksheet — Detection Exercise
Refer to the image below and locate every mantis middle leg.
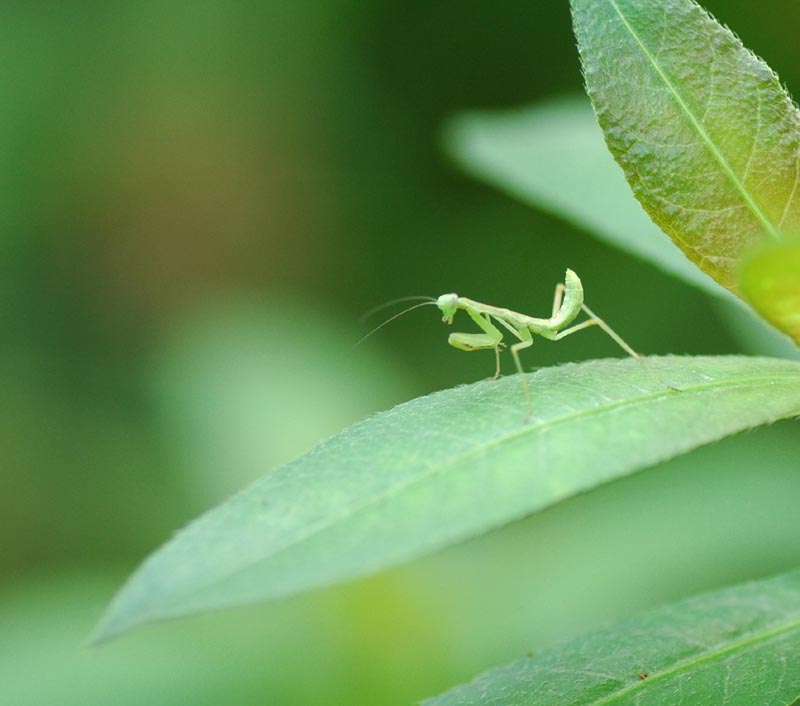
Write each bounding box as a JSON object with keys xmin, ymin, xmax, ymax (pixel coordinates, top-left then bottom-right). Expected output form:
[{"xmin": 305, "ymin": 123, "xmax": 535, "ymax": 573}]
[
  {"xmin": 491, "ymin": 316, "xmax": 536, "ymax": 419},
  {"xmin": 504, "ymin": 323, "xmax": 534, "ymax": 421}
]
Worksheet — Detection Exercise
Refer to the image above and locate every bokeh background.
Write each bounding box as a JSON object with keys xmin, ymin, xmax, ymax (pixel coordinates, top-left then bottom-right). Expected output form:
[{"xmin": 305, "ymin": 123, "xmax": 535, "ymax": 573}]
[{"xmin": 3, "ymin": 2, "xmax": 800, "ymax": 704}]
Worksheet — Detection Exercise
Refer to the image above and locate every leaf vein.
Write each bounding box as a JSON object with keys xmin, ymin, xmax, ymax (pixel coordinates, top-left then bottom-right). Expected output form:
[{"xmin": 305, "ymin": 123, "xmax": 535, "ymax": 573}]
[{"xmin": 588, "ymin": 613, "xmax": 800, "ymax": 705}]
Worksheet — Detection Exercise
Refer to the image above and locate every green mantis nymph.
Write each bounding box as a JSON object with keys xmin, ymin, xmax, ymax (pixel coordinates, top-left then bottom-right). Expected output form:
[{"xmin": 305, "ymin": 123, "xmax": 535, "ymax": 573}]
[
  {"xmin": 361, "ymin": 269, "xmax": 674, "ymax": 420},
  {"xmin": 436, "ymin": 269, "xmax": 674, "ymax": 418}
]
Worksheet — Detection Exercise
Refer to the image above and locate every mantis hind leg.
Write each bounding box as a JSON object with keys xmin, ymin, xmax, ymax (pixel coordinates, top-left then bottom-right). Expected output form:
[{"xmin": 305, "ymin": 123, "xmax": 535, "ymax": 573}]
[
  {"xmin": 556, "ymin": 304, "xmax": 678, "ymax": 391},
  {"xmin": 551, "ymin": 283, "xmax": 565, "ymax": 317}
]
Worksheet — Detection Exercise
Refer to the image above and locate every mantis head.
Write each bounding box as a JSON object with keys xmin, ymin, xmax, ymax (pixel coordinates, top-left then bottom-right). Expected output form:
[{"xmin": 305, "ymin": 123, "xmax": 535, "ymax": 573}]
[{"xmin": 437, "ymin": 293, "xmax": 458, "ymax": 323}]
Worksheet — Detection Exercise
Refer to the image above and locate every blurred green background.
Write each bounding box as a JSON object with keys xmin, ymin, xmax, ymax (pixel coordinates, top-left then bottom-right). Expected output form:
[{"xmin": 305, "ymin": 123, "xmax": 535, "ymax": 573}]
[{"xmin": 3, "ymin": 2, "xmax": 800, "ymax": 704}]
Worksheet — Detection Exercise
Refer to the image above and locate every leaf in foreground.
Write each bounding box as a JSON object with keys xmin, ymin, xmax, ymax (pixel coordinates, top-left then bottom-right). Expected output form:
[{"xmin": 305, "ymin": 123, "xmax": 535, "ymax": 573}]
[
  {"xmin": 95, "ymin": 356, "xmax": 800, "ymax": 642},
  {"xmin": 741, "ymin": 241, "xmax": 800, "ymax": 346},
  {"xmin": 423, "ymin": 569, "xmax": 800, "ymax": 706},
  {"xmin": 572, "ymin": 0, "xmax": 800, "ymax": 294}
]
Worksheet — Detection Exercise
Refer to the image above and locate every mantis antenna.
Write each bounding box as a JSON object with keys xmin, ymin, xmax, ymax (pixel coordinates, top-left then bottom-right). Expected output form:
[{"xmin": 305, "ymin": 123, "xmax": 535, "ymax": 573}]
[
  {"xmin": 359, "ymin": 296, "xmax": 437, "ymax": 324},
  {"xmin": 355, "ymin": 299, "xmax": 438, "ymax": 347}
]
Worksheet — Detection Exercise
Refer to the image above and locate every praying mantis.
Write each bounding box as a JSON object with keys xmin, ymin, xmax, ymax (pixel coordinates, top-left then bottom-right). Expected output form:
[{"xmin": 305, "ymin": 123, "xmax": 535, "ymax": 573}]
[{"xmin": 364, "ymin": 268, "xmax": 675, "ymax": 420}]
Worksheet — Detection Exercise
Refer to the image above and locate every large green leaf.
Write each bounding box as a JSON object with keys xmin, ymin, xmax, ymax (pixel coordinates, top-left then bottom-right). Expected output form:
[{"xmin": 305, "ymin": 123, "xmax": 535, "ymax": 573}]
[
  {"xmin": 572, "ymin": 0, "xmax": 800, "ymax": 294},
  {"xmin": 95, "ymin": 356, "xmax": 800, "ymax": 642},
  {"xmin": 423, "ymin": 569, "xmax": 800, "ymax": 706}
]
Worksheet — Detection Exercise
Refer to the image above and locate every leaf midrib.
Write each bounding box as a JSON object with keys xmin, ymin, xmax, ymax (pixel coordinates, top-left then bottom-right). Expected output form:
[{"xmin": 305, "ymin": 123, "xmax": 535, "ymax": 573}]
[
  {"xmin": 605, "ymin": 0, "xmax": 782, "ymax": 241},
  {"xmin": 165, "ymin": 369, "xmax": 800, "ymax": 608},
  {"xmin": 588, "ymin": 611, "xmax": 800, "ymax": 705}
]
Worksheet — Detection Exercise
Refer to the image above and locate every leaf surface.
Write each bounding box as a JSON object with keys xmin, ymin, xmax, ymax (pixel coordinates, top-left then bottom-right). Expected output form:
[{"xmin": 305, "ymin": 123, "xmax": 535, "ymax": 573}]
[
  {"xmin": 572, "ymin": 0, "xmax": 800, "ymax": 292},
  {"xmin": 95, "ymin": 356, "xmax": 800, "ymax": 641},
  {"xmin": 423, "ymin": 570, "xmax": 800, "ymax": 706}
]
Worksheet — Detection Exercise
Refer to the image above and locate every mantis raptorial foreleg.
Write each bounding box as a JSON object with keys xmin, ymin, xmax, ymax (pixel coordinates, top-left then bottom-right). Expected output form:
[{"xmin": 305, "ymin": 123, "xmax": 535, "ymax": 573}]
[
  {"xmin": 447, "ymin": 309, "xmax": 502, "ymax": 348},
  {"xmin": 447, "ymin": 309, "xmax": 504, "ymax": 379}
]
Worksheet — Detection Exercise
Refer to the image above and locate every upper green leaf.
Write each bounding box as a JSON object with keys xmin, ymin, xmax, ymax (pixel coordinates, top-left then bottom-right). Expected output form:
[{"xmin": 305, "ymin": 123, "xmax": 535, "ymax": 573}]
[
  {"xmin": 94, "ymin": 356, "xmax": 800, "ymax": 642},
  {"xmin": 423, "ymin": 569, "xmax": 800, "ymax": 706},
  {"xmin": 444, "ymin": 96, "xmax": 725, "ymax": 298},
  {"xmin": 572, "ymin": 0, "xmax": 800, "ymax": 292}
]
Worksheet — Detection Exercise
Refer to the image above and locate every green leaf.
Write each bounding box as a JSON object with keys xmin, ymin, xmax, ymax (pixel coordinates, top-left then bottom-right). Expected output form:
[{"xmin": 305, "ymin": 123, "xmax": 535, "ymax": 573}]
[
  {"xmin": 444, "ymin": 95, "xmax": 724, "ymax": 298},
  {"xmin": 741, "ymin": 240, "xmax": 800, "ymax": 346},
  {"xmin": 422, "ymin": 569, "xmax": 800, "ymax": 706},
  {"xmin": 572, "ymin": 0, "xmax": 800, "ymax": 293},
  {"xmin": 95, "ymin": 356, "xmax": 800, "ymax": 642}
]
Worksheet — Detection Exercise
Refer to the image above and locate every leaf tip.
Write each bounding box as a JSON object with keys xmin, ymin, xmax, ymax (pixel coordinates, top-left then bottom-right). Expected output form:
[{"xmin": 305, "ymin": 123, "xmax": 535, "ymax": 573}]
[
  {"xmin": 88, "ymin": 597, "xmax": 139, "ymax": 646},
  {"xmin": 88, "ymin": 571, "xmax": 160, "ymax": 645}
]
